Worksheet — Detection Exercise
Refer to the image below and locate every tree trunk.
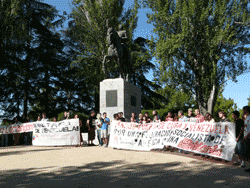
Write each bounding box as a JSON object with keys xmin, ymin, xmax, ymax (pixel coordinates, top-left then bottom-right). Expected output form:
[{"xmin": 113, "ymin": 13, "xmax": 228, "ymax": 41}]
[
  {"xmin": 207, "ymin": 84, "xmax": 219, "ymax": 115},
  {"xmin": 94, "ymin": 86, "xmax": 100, "ymax": 113},
  {"xmin": 45, "ymin": 69, "xmax": 49, "ymax": 115}
]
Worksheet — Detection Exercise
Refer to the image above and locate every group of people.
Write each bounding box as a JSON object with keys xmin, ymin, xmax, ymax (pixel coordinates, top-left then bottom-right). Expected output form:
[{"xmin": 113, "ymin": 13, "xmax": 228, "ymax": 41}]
[
  {"xmin": 86, "ymin": 106, "xmax": 250, "ymax": 171},
  {"xmin": 86, "ymin": 111, "xmax": 112, "ymax": 147},
  {"xmin": 1, "ymin": 112, "xmax": 83, "ymax": 147},
  {"xmin": 2, "ymin": 106, "xmax": 250, "ymax": 171},
  {"xmin": 129, "ymin": 109, "xmax": 230, "ymax": 124}
]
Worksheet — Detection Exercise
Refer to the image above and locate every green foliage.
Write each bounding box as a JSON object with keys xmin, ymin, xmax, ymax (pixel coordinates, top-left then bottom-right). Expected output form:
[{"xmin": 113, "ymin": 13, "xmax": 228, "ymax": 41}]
[
  {"xmin": 66, "ymin": 0, "xmax": 165, "ymax": 110},
  {"xmin": 213, "ymin": 92, "xmax": 237, "ymax": 122},
  {"xmin": 145, "ymin": 0, "xmax": 250, "ymax": 114}
]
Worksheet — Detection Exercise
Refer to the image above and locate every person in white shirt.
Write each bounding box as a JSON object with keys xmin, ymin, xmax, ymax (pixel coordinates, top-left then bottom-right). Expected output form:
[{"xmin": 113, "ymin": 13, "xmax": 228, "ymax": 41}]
[
  {"xmin": 95, "ymin": 113, "xmax": 103, "ymax": 146},
  {"xmin": 204, "ymin": 112, "xmax": 215, "ymax": 123},
  {"xmin": 41, "ymin": 112, "xmax": 49, "ymax": 122},
  {"xmin": 178, "ymin": 110, "xmax": 188, "ymax": 154},
  {"xmin": 37, "ymin": 116, "xmax": 41, "ymax": 121}
]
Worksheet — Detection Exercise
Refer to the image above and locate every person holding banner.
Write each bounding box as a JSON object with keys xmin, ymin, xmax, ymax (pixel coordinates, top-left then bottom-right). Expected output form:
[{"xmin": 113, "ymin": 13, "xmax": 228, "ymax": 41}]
[
  {"xmin": 1, "ymin": 119, "xmax": 9, "ymax": 147},
  {"xmin": 41, "ymin": 113, "xmax": 49, "ymax": 122},
  {"xmin": 218, "ymin": 111, "xmax": 231, "ymax": 122},
  {"xmin": 242, "ymin": 106, "xmax": 250, "ymax": 171},
  {"xmin": 187, "ymin": 108, "xmax": 194, "ymax": 118},
  {"xmin": 87, "ymin": 110, "xmax": 96, "ymax": 146},
  {"xmin": 118, "ymin": 112, "xmax": 125, "ymax": 122},
  {"xmin": 153, "ymin": 115, "xmax": 161, "ymax": 123},
  {"xmin": 37, "ymin": 116, "xmax": 41, "ymax": 121},
  {"xmin": 101, "ymin": 112, "xmax": 110, "ymax": 147},
  {"xmin": 142, "ymin": 116, "xmax": 147, "ymax": 124},
  {"xmin": 204, "ymin": 113, "xmax": 215, "ymax": 123},
  {"xmin": 63, "ymin": 111, "xmax": 69, "ymax": 120},
  {"xmin": 74, "ymin": 114, "xmax": 83, "ymax": 146},
  {"xmin": 24, "ymin": 117, "xmax": 33, "ymax": 145},
  {"xmin": 195, "ymin": 109, "xmax": 204, "ymax": 123},
  {"xmin": 153, "ymin": 110, "xmax": 160, "ymax": 120},
  {"xmin": 178, "ymin": 110, "xmax": 188, "ymax": 154},
  {"xmin": 13, "ymin": 118, "xmax": 21, "ymax": 146},
  {"xmin": 165, "ymin": 112, "xmax": 174, "ymax": 121}
]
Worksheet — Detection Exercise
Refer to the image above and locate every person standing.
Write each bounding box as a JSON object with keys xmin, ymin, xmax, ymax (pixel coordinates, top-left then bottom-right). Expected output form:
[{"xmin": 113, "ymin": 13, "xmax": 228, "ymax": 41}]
[
  {"xmin": 232, "ymin": 111, "xmax": 245, "ymax": 166},
  {"xmin": 187, "ymin": 108, "xmax": 194, "ymax": 118},
  {"xmin": 95, "ymin": 113, "xmax": 103, "ymax": 146},
  {"xmin": 178, "ymin": 110, "xmax": 188, "ymax": 154},
  {"xmin": 1, "ymin": 119, "xmax": 9, "ymax": 147},
  {"xmin": 204, "ymin": 113, "xmax": 215, "ymax": 123},
  {"xmin": 118, "ymin": 112, "xmax": 125, "ymax": 122},
  {"xmin": 153, "ymin": 115, "xmax": 161, "ymax": 123},
  {"xmin": 153, "ymin": 110, "xmax": 160, "ymax": 120},
  {"xmin": 41, "ymin": 113, "xmax": 49, "ymax": 122},
  {"xmin": 37, "ymin": 116, "xmax": 41, "ymax": 121},
  {"xmin": 241, "ymin": 106, "xmax": 250, "ymax": 171},
  {"xmin": 218, "ymin": 110, "xmax": 231, "ymax": 122},
  {"xmin": 165, "ymin": 112, "xmax": 174, "ymax": 121},
  {"xmin": 74, "ymin": 114, "xmax": 83, "ymax": 146},
  {"xmin": 13, "ymin": 118, "xmax": 21, "ymax": 146},
  {"xmin": 178, "ymin": 110, "xmax": 188, "ymax": 122},
  {"xmin": 138, "ymin": 113, "xmax": 143, "ymax": 124},
  {"xmin": 101, "ymin": 112, "xmax": 110, "ymax": 147},
  {"xmin": 24, "ymin": 116, "xmax": 33, "ymax": 145},
  {"xmin": 195, "ymin": 109, "xmax": 205, "ymax": 123},
  {"xmin": 63, "ymin": 111, "xmax": 69, "ymax": 120},
  {"xmin": 87, "ymin": 110, "xmax": 96, "ymax": 146}
]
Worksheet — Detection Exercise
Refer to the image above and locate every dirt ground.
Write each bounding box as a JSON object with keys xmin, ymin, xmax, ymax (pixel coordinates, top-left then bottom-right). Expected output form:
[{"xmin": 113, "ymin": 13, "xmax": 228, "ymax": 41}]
[{"xmin": 0, "ymin": 145, "xmax": 250, "ymax": 188}]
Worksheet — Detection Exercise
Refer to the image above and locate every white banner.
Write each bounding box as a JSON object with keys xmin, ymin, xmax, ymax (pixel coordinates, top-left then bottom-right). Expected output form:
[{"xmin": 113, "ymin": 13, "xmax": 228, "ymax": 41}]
[
  {"xmin": 0, "ymin": 123, "xmax": 34, "ymax": 134},
  {"xmin": 32, "ymin": 119, "xmax": 80, "ymax": 146},
  {"xmin": 109, "ymin": 121, "xmax": 237, "ymax": 161}
]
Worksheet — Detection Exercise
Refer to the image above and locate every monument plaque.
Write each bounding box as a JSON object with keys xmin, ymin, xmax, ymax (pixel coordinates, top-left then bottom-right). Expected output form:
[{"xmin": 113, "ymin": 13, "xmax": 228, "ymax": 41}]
[
  {"xmin": 131, "ymin": 95, "xmax": 137, "ymax": 107},
  {"xmin": 106, "ymin": 90, "xmax": 117, "ymax": 107}
]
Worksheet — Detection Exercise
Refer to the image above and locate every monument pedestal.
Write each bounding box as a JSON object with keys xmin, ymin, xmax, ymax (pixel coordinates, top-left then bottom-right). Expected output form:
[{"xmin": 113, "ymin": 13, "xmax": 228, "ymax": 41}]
[{"xmin": 100, "ymin": 78, "xmax": 141, "ymax": 121}]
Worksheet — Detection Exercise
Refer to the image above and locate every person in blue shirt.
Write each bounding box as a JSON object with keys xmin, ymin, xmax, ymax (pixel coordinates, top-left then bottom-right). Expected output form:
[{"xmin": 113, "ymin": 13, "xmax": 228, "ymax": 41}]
[{"xmin": 101, "ymin": 112, "xmax": 110, "ymax": 147}]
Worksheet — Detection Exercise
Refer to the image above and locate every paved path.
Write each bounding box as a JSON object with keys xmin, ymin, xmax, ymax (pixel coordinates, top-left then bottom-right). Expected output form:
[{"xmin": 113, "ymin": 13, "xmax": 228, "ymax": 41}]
[{"xmin": 0, "ymin": 146, "xmax": 249, "ymax": 187}]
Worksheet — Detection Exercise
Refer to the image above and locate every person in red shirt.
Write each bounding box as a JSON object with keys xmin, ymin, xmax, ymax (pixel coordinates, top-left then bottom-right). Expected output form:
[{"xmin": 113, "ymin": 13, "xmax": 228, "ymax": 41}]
[
  {"xmin": 195, "ymin": 109, "xmax": 204, "ymax": 123},
  {"xmin": 165, "ymin": 112, "xmax": 174, "ymax": 121}
]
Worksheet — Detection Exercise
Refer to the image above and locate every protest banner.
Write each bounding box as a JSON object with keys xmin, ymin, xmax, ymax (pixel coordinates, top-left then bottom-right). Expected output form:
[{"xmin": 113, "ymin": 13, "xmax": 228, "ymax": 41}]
[
  {"xmin": 109, "ymin": 121, "xmax": 237, "ymax": 161},
  {"xmin": 32, "ymin": 119, "xmax": 80, "ymax": 146},
  {"xmin": 0, "ymin": 123, "xmax": 34, "ymax": 134}
]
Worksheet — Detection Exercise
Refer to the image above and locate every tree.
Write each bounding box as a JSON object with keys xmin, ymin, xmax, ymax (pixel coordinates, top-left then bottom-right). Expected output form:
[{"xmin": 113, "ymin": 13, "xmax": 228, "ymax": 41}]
[
  {"xmin": 0, "ymin": 0, "xmax": 68, "ymax": 119},
  {"xmin": 145, "ymin": 0, "xmax": 250, "ymax": 115},
  {"xmin": 213, "ymin": 88, "xmax": 237, "ymax": 122}
]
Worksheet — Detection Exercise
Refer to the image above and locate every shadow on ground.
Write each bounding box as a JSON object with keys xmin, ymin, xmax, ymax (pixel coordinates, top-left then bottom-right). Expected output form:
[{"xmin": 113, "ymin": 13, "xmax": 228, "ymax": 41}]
[
  {"xmin": 0, "ymin": 159, "xmax": 249, "ymax": 187},
  {"xmin": 0, "ymin": 147, "xmax": 64, "ymax": 157}
]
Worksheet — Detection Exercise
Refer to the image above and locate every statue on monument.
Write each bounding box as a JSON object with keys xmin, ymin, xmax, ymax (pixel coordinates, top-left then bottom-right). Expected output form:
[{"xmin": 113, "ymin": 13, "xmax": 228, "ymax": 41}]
[{"xmin": 102, "ymin": 23, "xmax": 132, "ymax": 81}]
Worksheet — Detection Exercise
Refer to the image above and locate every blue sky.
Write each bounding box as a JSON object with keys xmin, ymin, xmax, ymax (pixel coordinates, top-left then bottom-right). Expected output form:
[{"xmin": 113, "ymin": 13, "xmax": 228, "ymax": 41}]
[{"xmin": 44, "ymin": 0, "xmax": 250, "ymax": 110}]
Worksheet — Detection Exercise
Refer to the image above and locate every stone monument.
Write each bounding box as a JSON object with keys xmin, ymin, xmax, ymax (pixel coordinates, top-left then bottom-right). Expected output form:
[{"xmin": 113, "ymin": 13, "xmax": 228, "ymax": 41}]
[
  {"xmin": 100, "ymin": 23, "xmax": 141, "ymax": 121},
  {"xmin": 100, "ymin": 78, "xmax": 141, "ymax": 122}
]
